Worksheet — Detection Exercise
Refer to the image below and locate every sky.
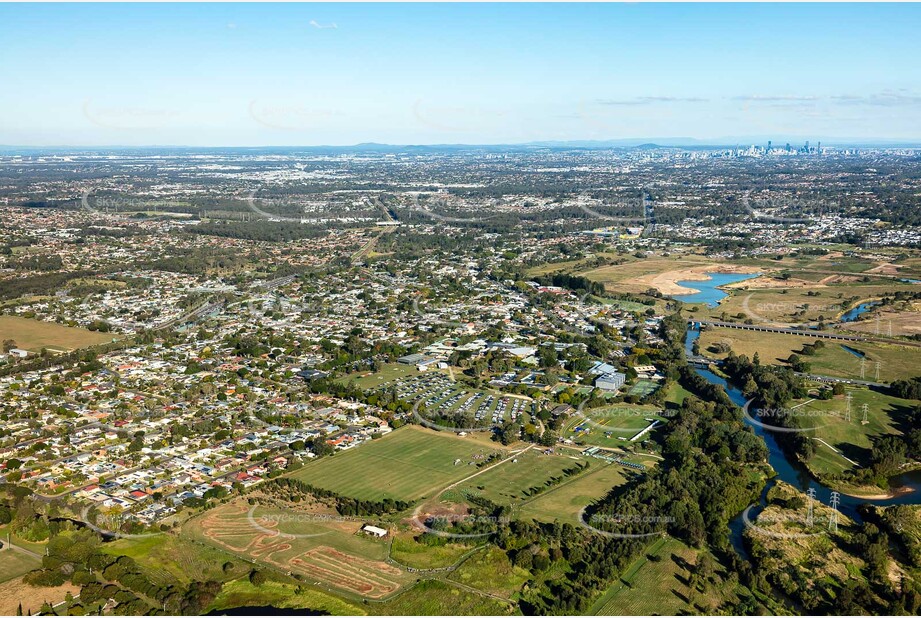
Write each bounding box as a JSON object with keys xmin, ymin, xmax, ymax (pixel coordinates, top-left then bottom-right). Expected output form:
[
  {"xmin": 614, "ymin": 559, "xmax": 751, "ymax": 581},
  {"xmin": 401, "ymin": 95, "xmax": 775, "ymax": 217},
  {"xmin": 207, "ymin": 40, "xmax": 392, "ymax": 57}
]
[{"xmin": 1, "ymin": 3, "xmax": 920, "ymax": 147}]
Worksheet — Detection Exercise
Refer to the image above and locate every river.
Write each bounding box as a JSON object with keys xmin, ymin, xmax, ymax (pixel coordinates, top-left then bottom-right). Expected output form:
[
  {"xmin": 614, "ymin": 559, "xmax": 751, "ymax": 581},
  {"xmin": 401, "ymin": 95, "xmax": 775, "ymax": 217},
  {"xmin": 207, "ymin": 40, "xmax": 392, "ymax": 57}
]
[
  {"xmin": 840, "ymin": 301, "xmax": 880, "ymax": 323},
  {"xmin": 683, "ymin": 327, "xmax": 921, "ymax": 558}
]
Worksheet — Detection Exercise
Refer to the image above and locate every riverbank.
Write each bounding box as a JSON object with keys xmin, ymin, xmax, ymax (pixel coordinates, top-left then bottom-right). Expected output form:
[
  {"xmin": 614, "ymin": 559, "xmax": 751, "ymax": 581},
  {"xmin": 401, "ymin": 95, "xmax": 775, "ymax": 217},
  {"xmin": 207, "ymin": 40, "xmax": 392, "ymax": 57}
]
[
  {"xmin": 836, "ymin": 485, "xmax": 915, "ymax": 500},
  {"xmin": 631, "ymin": 264, "xmax": 762, "ymax": 296}
]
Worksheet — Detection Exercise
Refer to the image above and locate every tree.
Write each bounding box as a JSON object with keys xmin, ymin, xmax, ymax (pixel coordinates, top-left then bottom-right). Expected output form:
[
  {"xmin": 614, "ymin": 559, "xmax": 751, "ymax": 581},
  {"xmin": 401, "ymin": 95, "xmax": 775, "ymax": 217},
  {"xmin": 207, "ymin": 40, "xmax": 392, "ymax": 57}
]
[{"xmin": 249, "ymin": 569, "xmax": 268, "ymax": 586}]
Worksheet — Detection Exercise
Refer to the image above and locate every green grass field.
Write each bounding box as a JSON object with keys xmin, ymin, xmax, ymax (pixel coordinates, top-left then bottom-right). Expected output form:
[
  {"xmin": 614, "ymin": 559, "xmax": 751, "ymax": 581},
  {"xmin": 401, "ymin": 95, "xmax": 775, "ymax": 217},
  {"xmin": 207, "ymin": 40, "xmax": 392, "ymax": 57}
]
[
  {"xmin": 389, "ymin": 533, "xmax": 474, "ymax": 570},
  {"xmin": 0, "ymin": 315, "xmax": 116, "ymax": 353},
  {"xmin": 791, "ymin": 387, "xmax": 919, "ymax": 476},
  {"xmin": 101, "ymin": 533, "xmax": 247, "ymax": 586},
  {"xmin": 289, "ymin": 426, "xmax": 504, "ymax": 502},
  {"xmin": 208, "ymin": 578, "xmax": 366, "ymax": 615},
  {"xmin": 518, "ymin": 462, "xmax": 627, "ymax": 524},
  {"xmin": 447, "ymin": 546, "xmax": 530, "ymax": 600},
  {"xmin": 337, "ymin": 363, "xmax": 418, "ymax": 389},
  {"xmin": 0, "ymin": 528, "xmax": 48, "ymax": 556},
  {"xmin": 664, "ymin": 381, "xmax": 692, "ymax": 407},
  {"xmin": 626, "ymin": 380, "xmax": 660, "ymax": 397},
  {"xmin": 369, "ymin": 579, "xmax": 515, "ymax": 616},
  {"xmin": 590, "ymin": 537, "xmax": 699, "ymax": 615},
  {"xmin": 448, "ymin": 450, "xmax": 588, "ymax": 507},
  {"xmin": 565, "ymin": 405, "xmax": 665, "ymax": 449},
  {"xmin": 0, "ymin": 549, "xmax": 41, "ymax": 584}
]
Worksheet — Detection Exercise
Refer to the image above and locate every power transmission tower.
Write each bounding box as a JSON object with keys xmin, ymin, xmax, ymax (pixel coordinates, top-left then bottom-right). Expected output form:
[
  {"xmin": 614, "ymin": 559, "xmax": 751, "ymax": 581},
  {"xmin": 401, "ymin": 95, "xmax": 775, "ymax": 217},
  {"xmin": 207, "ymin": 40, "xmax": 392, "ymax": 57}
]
[
  {"xmin": 806, "ymin": 487, "xmax": 816, "ymax": 527},
  {"xmin": 860, "ymin": 357, "xmax": 866, "ymax": 379},
  {"xmin": 875, "ymin": 361, "xmax": 881, "ymax": 382},
  {"xmin": 861, "ymin": 403, "xmax": 869, "ymax": 424},
  {"xmin": 845, "ymin": 393, "xmax": 852, "ymax": 422},
  {"xmin": 829, "ymin": 492, "xmax": 840, "ymax": 533}
]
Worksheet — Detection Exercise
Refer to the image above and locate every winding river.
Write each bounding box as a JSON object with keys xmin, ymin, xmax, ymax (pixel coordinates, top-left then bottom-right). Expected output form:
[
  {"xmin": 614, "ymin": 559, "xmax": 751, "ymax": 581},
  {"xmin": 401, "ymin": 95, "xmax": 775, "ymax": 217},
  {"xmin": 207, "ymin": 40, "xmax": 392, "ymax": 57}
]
[
  {"xmin": 683, "ymin": 327, "xmax": 921, "ymax": 558},
  {"xmin": 840, "ymin": 301, "xmax": 880, "ymax": 323}
]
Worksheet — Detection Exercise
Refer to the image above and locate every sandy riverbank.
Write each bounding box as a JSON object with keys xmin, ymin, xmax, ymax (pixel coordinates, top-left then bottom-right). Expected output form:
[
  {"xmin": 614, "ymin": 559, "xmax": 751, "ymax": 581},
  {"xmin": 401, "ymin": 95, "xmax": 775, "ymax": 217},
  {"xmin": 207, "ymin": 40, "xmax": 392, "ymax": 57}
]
[
  {"xmin": 630, "ymin": 264, "xmax": 762, "ymax": 295},
  {"xmin": 836, "ymin": 484, "xmax": 915, "ymax": 501}
]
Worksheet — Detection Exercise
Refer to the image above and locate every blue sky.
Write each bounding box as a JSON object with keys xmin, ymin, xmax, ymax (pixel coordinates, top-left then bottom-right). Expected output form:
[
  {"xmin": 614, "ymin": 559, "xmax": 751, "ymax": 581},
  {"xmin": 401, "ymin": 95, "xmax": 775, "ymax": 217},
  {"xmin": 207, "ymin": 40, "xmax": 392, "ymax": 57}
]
[{"xmin": 1, "ymin": 3, "xmax": 920, "ymax": 146}]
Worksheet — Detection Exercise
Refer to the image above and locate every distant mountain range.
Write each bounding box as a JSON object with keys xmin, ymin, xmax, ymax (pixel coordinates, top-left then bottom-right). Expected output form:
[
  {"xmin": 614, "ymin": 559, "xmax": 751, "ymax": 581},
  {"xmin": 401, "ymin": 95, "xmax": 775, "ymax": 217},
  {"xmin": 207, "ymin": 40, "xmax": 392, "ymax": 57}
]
[{"xmin": 2, "ymin": 137, "xmax": 921, "ymax": 154}]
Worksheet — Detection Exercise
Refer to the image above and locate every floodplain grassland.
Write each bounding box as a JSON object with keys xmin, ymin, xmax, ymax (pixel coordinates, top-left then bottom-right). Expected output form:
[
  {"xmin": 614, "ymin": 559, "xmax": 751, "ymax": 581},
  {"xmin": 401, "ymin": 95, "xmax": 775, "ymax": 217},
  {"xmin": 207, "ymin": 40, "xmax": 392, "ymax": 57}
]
[
  {"xmin": 289, "ymin": 425, "xmax": 504, "ymax": 502},
  {"xmin": 696, "ymin": 328, "xmax": 921, "ymax": 382},
  {"xmin": 447, "ymin": 449, "xmax": 587, "ymax": 507},
  {"xmin": 0, "ymin": 315, "xmax": 116, "ymax": 352},
  {"xmin": 590, "ymin": 537, "xmax": 696, "ymax": 615},
  {"xmin": 518, "ymin": 461, "xmax": 627, "ymax": 524},
  {"xmin": 578, "ymin": 257, "xmax": 716, "ymax": 294},
  {"xmin": 837, "ymin": 304, "xmax": 921, "ymax": 337},
  {"xmin": 705, "ymin": 282, "xmax": 914, "ymax": 324},
  {"xmin": 368, "ymin": 579, "xmax": 516, "ymax": 616},
  {"xmin": 101, "ymin": 533, "xmax": 248, "ymax": 586},
  {"xmin": 790, "ymin": 387, "xmax": 919, "ymax": 477}
]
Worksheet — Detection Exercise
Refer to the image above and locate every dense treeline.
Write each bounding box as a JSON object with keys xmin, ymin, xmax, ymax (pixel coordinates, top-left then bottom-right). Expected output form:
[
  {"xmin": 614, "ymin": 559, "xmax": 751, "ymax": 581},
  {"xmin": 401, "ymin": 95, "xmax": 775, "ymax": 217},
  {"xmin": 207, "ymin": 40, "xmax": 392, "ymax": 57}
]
[
  {"xmin": 532, "ymin": 272, "xmax": 606, "ymax": 296},
  {"xmin": 721, "ymin": 351, "xmax": 812, "ymax": 460},
  {"xmin": 17, "ymin": 520, "xmax": 224, "ymax": 616},
  {"xmin": 0, "ymin": 269, "xmax": 99, "ymax": 300},
  {"xmin": 891, "ymin": 376, "xmax": 921, "ymax": 400},
  {"xmin": 189, "ymin": 220, "xmax": 336, "ymax": 242},
  {"xmin": 264, "ymin": 477, "xmax": 411, "ymax": 516}
]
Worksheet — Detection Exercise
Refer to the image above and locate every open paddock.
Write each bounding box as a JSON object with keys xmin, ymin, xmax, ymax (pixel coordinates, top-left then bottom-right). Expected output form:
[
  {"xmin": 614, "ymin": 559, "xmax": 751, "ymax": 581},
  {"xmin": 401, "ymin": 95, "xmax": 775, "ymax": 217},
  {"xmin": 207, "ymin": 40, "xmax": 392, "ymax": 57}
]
[
  {"xmin": 791, "ymin": 388, "xmax": 919, "ymax": 476},
  {"xmin": 697, "ymin": 328, "xmax": 921, "ymax": 382},
  {"xmin": 0, "ymin": 315, "xmax": 116, "ymax": 353},
  {"xmin": 519, "ymin": 461, "xmax": 627, "ymax": 524},
  {"xmin": 289, "ymin": 425, "xmax": 504, "ymax": 502},
  {"xmin": 449, "ymin": 450, "xmax": 588, "ymax": 507},
  {"xmin": 183, "ymin": 502, "xmax": 411, "ymax": 599},
  {"xmin": 0, "ymin": 548, "xmax": 41, "ymax": 584}
]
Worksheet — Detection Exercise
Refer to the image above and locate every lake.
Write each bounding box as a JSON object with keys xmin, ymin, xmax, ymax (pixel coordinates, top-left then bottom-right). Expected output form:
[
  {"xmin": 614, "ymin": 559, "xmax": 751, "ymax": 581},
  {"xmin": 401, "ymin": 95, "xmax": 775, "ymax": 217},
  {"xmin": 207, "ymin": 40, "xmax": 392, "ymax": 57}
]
[{"xmin": 671, "ymin": 272, "xmax": 761, "ymax": 308}]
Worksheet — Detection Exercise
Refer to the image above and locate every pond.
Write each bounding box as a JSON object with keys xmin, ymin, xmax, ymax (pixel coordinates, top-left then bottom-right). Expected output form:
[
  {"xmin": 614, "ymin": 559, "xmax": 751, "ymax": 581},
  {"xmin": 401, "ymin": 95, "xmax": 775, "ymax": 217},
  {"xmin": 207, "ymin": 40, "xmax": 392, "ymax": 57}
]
[{"xmin": 671, "ymin": 272, "xmax": 761, "ymax": 308}]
